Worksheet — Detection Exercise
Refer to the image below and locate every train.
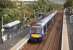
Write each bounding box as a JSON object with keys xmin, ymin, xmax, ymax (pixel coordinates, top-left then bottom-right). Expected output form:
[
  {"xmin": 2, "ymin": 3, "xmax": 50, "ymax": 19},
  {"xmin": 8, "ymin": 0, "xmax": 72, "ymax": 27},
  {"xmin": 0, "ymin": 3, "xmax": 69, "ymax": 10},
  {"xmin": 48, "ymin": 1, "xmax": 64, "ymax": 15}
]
[{"xmin": 29, "ymin": 11, "xmax": 57, "ymax": 42}]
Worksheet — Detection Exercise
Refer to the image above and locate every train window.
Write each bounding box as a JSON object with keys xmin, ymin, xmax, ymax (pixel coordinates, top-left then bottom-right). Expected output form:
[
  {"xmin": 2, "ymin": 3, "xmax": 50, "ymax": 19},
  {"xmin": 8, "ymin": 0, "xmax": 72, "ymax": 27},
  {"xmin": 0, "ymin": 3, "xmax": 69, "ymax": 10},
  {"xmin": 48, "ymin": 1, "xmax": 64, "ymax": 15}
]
[
  {"xmin": 43, "ymin": 25, "xmax": 46, "ymax": 33},
  {"xmin": 31, "ymin": 26, "xmax": 41, "ymax": 33}
]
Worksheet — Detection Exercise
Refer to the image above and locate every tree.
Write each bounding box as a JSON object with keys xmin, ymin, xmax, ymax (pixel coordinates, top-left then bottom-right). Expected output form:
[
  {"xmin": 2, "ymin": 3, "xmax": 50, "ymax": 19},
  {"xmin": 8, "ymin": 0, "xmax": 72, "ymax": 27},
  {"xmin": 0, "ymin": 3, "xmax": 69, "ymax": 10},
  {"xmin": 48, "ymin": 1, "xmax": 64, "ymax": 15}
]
[
  {"xmin": 0, "ymin": 0, "xmax": 19, "ymax": 32},
  {"xmin": 64, "ymin": 0, "xmax": 73, "ymax": 8}
]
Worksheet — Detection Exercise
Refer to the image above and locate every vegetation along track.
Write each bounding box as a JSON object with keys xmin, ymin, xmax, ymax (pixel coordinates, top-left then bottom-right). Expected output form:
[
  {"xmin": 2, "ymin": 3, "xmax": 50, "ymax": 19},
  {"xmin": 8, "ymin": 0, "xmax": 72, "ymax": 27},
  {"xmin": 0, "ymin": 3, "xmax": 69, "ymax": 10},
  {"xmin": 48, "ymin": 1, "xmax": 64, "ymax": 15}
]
[{"xmin": 21, "ymin": 11, "xmax": 63, "ymax": 50}]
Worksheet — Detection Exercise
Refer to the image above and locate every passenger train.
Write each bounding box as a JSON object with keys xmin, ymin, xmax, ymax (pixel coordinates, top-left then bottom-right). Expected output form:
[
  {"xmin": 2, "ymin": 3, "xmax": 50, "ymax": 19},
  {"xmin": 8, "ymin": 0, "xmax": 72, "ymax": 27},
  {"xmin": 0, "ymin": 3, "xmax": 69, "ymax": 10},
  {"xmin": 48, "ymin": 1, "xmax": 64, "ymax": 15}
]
[{"xmin": 29, "ymin": 11, "xmax": 57, "ymax": 42}]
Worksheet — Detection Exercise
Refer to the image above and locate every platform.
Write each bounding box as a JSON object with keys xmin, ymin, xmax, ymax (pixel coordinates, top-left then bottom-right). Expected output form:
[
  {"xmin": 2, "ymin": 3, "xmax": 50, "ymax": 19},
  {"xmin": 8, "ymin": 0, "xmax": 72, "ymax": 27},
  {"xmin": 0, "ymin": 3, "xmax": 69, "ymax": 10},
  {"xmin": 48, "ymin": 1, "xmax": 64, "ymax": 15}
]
[{"xmin": 61, "ymin": 10, "xmax": 69, "ymax": 50}]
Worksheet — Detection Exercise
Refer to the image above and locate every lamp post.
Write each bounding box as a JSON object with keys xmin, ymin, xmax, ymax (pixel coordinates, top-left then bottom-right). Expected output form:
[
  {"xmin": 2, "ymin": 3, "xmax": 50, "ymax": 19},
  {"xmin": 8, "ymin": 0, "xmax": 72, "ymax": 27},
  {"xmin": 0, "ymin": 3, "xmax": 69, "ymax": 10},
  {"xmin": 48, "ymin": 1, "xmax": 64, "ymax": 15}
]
[
  {"xmin": 1, "ymin": 14, "xmax": 8, "ymax": 42},
  {"xmin": 1, "ymin": 16, "xmax": 4, "ymax": 42}
]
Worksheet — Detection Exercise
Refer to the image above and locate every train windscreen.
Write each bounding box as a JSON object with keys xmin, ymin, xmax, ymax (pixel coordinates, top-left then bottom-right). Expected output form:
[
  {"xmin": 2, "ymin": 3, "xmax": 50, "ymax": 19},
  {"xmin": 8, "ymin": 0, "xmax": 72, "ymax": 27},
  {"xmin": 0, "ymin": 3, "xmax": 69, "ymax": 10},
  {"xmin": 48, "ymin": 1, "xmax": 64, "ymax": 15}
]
[{"xmin": 31, "ymin": 26, "xmax": 41, "ymax": 34}]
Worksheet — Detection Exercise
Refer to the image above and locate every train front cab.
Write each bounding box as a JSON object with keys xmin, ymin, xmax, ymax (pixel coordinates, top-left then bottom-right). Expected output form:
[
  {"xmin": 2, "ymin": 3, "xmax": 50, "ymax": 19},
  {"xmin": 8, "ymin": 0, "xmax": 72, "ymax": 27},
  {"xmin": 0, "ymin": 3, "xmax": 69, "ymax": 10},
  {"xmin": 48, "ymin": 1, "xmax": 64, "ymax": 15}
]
[{"xmin": 29, "ymin": 26, "xmax": 45, "ymax": 42}]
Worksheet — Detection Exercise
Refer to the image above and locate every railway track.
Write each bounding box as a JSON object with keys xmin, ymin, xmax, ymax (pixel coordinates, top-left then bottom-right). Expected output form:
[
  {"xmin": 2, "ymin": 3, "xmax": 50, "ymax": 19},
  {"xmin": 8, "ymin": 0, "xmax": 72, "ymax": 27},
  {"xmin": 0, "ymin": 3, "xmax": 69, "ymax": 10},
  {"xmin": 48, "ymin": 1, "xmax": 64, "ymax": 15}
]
[{"xmin": 21, "ymin": 11, "xmax": 63, "ymax": 50}]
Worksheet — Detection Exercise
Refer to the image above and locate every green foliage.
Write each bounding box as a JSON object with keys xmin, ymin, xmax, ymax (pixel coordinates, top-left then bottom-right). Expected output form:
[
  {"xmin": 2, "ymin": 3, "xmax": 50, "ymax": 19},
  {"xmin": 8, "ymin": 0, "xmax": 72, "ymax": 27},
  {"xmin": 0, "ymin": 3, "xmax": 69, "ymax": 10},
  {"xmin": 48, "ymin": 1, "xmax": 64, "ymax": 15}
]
[
  {"xmin": 64, "ymin": 0, "xmax": 73, "ymax": 8},
  {"xmin": 0, "ymin": 8, "xmax": 19, "ymax": 24},
  {"xmin": 0, "ymin": 0, "xmax": 64, "ymax": 32},
  {"xmin": 0, "ymin": 1, "xmax": 18, "ymax": 8},
  {"xmin": 33, "ymin": 0, "xmax": 51, "ymax": 13}
]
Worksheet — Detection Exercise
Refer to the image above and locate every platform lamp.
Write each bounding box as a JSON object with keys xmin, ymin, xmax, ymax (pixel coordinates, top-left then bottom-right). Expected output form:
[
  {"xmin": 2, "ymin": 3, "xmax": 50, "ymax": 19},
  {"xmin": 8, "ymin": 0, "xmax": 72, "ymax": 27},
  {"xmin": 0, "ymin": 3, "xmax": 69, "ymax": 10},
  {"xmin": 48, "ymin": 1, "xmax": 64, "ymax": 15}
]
[
  {"xmin": 1, "ymin": 14, "xmax": 8, "ymax": 42},
  {"xmin": 1, "ymin": 16, "xmax": 4, "ymax": 42}
]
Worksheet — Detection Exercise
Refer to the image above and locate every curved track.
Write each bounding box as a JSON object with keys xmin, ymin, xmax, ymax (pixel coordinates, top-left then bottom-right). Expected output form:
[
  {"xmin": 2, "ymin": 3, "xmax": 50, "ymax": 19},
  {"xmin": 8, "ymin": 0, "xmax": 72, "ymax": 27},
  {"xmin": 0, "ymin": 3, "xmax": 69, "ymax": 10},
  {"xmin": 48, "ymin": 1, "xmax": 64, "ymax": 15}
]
[{"xmin": 21, "ymin": 11, "xmax": 63, "ymax": 50}]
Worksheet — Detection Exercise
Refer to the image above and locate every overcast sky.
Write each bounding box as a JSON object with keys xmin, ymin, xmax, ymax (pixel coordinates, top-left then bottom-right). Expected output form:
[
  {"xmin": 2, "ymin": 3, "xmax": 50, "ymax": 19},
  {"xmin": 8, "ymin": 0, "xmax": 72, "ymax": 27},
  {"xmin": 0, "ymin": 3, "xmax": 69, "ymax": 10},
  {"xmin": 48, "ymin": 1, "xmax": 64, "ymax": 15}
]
[
  {"xmin": 11, "ymin": 0, "xmax": 66, "ymax": 4},
  {"xmin": 16, "ymin": 0, "xmax": 38, "ymax": 1},
  {"xmin": 49, "ymin": 0, "xmax": 66, "ymax": 4}
]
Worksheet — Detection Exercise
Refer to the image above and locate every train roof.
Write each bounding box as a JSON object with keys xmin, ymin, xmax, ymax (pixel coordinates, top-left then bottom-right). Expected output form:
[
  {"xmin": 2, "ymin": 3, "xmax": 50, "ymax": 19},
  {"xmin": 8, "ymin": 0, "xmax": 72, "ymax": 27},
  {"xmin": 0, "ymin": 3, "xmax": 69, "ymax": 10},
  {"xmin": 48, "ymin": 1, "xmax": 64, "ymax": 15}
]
[
  {"xmin": 3, "ymin": 20, "xmax": 20, "ymax": 28},
  {"xmin": 36, "ymin": 11, "xmax": 57, "ymax": 27}
]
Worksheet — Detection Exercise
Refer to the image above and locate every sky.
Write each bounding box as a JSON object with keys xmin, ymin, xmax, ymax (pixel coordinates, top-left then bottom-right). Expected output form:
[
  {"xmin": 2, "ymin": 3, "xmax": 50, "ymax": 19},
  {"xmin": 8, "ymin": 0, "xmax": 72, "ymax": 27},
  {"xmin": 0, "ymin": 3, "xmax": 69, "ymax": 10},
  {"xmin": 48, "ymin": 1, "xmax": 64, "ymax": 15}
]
[
  {"xmin": 16, "ymin": 0, "xmax": 38, "ymax": 1},
  {"xmin": 11, "ymin": 0, "xmax": 66, "ymax": 4},
  {"xmin": 49, "ymin": 0, "xmax": 66, "ymax": 4}
]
